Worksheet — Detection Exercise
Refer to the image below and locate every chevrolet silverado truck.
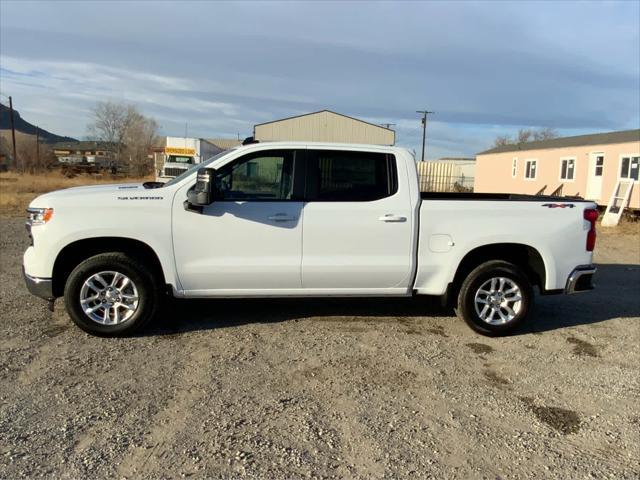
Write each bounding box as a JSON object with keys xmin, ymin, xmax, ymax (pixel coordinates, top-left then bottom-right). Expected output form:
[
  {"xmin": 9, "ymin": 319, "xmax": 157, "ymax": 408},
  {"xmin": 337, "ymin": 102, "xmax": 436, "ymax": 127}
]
[{"xmin": 23, "ymin": 142, "xmax": 598, "ymax": 336}]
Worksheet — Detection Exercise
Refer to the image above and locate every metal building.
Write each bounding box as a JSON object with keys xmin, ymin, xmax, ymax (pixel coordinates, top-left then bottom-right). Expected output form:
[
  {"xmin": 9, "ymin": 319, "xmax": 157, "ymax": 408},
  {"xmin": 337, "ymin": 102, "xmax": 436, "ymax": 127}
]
[{"xmin": 254, "ymin": 110, "xmax": 395, "ymax": 146}]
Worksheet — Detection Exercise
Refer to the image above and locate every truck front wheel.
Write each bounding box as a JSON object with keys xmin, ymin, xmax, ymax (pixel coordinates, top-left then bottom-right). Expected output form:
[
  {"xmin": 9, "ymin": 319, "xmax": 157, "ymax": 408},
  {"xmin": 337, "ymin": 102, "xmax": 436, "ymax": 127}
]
[
  {"xmin": 64, "ymin": 253, "xmax": 161, "ymax": 336},
  {"xmin": 456, "ymin": 260, "xmax": 533, "ymax": 336}
]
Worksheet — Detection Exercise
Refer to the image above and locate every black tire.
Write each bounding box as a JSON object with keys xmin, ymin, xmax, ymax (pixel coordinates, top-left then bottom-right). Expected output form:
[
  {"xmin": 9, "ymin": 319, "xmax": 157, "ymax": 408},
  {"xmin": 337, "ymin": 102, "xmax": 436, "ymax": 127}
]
[
  {"xmin": 64, "ymin": 252, "xmax": 161, "ymax": 337},
  {"xmin": 456, "ymin": 260, "xmax": 533, "ymax": 336}
]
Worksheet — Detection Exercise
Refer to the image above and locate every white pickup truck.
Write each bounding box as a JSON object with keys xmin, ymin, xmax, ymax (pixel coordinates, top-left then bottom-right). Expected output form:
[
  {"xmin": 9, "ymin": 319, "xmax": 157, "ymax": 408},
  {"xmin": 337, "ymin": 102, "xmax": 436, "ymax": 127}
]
[{"xmin": 24, "ymin": 142, "xmax": 598, "ymax": 336}]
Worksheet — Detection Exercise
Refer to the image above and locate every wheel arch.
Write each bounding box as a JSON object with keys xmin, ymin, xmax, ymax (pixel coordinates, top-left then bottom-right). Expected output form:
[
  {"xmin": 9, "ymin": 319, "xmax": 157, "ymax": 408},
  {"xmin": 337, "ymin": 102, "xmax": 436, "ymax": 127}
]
[
  {"xmin": 449, "ymin": 243, "xmax": 547, "ymax": 301},
  {"xmin": 52, "ymin": 237, "xmax": 167, "ymax": 297}
]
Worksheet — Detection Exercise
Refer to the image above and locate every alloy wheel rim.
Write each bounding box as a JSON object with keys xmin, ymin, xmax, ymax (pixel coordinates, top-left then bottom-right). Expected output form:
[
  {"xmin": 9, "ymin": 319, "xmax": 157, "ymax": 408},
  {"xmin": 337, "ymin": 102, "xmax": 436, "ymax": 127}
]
[
  {"xmin": 474, "ymin": 277, "xmax": 523, "ymax": 325},
  {"xmin": 79, "ymin": 271, "xmax": 139, "ymax": 325}
]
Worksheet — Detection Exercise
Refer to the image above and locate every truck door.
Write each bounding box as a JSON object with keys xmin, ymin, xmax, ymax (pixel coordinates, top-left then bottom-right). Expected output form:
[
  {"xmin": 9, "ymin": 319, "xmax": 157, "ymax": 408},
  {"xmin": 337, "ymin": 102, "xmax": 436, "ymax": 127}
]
[
  {"xmin": 301, "ymin": 149, "xmax": 414, "ymax": 293},
  {"xmin": 172, "ymin": 148, "xmax": 305, "ymax": 293}
]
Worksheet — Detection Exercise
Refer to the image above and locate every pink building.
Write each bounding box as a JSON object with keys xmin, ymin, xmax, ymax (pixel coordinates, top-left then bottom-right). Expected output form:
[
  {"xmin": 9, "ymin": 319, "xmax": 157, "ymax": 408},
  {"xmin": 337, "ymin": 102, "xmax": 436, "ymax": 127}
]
[{"xmin": 475, "ymin": 129, "xmax": 640, "ymax": 210}]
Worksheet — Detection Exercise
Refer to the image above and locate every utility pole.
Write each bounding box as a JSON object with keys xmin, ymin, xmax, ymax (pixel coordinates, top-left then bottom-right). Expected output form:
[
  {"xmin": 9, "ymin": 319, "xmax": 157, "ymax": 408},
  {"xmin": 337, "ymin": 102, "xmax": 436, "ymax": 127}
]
[
  {"xmin": 36, "ymin": 125, "xmax": 40, "ymax": 167},
  {"xmin": 416, "ymin": 110, "xmax": 434, "ymax": 161},
  {"xmin": 8, "ymin": 96, "xmax": 18, "ymax": 170}
]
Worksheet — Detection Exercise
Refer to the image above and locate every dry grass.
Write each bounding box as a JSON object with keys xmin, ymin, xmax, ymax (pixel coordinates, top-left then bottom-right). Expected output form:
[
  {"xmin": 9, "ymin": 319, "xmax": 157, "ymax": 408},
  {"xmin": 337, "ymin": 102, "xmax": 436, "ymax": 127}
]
[
  {"xmin": 0, "ymin": 130, "xmax": 42, "ymax": 145},
  {"xmin": 0, "ymin": 171, "xmax": 151, "ymax": 215},
  {"xmin": 599, "ymin": 217, "xmax": 640, "ymax": 236}
]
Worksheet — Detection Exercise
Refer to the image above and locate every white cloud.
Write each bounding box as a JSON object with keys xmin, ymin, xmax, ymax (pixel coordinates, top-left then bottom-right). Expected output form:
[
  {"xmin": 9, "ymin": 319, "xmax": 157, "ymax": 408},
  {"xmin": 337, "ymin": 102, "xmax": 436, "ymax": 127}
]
[
  {"xmin": 1, "ymin": 1, "xmax": 638, "ymax": 155},
  {"xmin": 0, "ymin": 56, "xmax": 250, "ymax": 137}
]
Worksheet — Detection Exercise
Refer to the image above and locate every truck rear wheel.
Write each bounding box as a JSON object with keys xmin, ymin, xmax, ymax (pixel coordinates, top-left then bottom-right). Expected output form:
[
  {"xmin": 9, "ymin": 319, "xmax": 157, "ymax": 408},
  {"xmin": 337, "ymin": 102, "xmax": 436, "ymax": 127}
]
[
  {"xmin": 64, "ymin": 253, "xmax": 161, "ymax": 336},
  {"xmin": 456, "ymin": 260, "xmax": 533, "ymax": 336}
]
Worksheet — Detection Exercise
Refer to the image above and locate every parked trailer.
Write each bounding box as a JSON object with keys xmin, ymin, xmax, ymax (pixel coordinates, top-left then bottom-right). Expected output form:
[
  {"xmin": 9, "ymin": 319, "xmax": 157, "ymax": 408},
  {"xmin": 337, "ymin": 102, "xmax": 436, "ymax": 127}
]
[{"xmin": 156, "ymin": 137, "xmax": 222, "ymax": 182}]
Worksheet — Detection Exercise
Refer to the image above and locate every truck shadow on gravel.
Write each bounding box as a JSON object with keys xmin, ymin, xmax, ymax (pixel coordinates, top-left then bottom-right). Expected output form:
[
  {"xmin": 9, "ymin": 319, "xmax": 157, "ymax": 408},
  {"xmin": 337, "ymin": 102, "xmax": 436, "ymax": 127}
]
[
  {"xmin": 147, "ymin": 296, "xmax": 452, "ymax": 337},
  {"xmin": 143, "ymin": 263, "xmax": 639, "ymax": 337},
  {"xmin": 521, "ymin": 263, "xmax": 640, "ymax": 334}
]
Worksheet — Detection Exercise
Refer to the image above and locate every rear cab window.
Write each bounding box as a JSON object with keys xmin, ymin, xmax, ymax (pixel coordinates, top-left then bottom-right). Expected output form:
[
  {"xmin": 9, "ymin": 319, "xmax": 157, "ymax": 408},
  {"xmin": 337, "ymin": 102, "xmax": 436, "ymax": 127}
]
[{"xmin": 305, "ymin": 150, "xmax": 397, "ymax": 201}]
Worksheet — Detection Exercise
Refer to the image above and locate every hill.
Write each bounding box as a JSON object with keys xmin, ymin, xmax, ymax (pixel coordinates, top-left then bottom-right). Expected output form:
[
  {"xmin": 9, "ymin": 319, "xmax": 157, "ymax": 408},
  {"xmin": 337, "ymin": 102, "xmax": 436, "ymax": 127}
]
[{"xmin": 0, "ymin": 103, "xmax": 76, "ymax": 144}]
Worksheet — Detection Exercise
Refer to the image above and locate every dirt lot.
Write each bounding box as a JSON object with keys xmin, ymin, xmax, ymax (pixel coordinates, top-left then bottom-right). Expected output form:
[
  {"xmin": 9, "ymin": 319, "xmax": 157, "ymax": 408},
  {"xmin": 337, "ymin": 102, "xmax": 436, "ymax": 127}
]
[{"xmin": 1, "ymin": 216, "xmax": 639, "ymax": 479}]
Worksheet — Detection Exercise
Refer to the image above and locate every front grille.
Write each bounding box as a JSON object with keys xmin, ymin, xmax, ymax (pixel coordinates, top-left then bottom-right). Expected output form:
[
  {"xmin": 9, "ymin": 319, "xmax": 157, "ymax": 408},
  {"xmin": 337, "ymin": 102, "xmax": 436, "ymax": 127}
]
[{"xmin": 163, "ymin": 167, "xmax": 188, "ymax": 177}]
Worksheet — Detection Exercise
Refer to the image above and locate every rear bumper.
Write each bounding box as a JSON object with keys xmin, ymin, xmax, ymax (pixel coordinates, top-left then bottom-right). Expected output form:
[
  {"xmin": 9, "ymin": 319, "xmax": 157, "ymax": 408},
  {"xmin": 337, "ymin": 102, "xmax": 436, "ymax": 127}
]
[
  {"xmin": 565, "ymin": 265, "xmax": 597, "ymax": 294},
  {"xmin": 23, "ymin": 266, "xmax": 54, "ymax": 300}
]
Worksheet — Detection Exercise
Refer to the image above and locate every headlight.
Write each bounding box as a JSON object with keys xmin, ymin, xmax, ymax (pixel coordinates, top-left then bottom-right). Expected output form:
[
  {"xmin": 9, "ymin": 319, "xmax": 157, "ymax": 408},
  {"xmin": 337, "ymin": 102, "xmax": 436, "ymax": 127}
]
[{"xmin": 26, "ymin": 207, "xmax": 54, "ymax": 226}]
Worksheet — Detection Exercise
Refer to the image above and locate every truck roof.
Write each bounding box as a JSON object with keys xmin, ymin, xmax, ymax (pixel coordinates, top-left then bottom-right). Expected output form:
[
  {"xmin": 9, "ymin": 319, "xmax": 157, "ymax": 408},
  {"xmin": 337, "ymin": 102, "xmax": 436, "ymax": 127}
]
[{"xmin": 234, "ymin": 141, "xmax": 411, "ymax": 155}]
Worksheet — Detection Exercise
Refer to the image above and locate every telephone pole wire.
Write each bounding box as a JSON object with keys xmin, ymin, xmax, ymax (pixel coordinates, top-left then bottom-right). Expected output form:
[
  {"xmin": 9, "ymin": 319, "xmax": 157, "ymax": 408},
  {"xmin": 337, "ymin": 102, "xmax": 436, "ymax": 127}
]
[
  {"xmin": 8, "ymin": 96, "xmax": 18, "ymax": 170},
  {"xmin": 416, "ymin": 110, "xmax": 434, "ymax": 161}
]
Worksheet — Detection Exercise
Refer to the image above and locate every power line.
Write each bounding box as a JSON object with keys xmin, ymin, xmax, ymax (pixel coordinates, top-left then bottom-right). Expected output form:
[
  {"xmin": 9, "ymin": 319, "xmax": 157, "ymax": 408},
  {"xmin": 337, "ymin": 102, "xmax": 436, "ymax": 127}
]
[{"xmin": 416, "ymin": 110, "xmax": 434, "ymax": 161}]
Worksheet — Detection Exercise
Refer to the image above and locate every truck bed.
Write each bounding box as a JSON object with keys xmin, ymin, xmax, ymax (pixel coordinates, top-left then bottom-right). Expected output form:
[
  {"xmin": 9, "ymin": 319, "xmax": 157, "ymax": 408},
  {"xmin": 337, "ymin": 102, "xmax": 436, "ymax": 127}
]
[
  {"xmin": 413, "ymin": 194, "xmax": 595, "ymax": 296},
  {"xmin": 421, "ymin": 192, "xmax": 590, "ymax": 202}
]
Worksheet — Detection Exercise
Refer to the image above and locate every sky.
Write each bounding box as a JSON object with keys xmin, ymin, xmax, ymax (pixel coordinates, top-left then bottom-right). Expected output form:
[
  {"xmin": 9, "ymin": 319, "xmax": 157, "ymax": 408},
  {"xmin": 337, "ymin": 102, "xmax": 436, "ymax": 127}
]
[{"xmin": 1, "ymin": 0, "xmax": 639, "ymax": 159}]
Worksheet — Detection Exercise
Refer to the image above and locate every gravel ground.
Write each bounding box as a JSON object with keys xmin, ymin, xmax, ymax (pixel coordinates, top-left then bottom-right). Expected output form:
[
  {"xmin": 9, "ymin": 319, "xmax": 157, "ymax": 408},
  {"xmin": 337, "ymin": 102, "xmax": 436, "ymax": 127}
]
[{"xmin": 1, "ymin": 216, "xmax": 639, "ymax": 479}]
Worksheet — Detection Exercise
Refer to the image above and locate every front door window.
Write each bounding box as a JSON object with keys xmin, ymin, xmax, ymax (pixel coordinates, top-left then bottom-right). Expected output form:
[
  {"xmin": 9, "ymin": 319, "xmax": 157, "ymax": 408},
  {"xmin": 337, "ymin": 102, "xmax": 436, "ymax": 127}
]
[
  {"xmin": 217, "ymin": 150, "xmax": 295, "ymax": 200},
  {"xmin": 594, "ymin": 155, "xmax": 604, "ymax": 176}
]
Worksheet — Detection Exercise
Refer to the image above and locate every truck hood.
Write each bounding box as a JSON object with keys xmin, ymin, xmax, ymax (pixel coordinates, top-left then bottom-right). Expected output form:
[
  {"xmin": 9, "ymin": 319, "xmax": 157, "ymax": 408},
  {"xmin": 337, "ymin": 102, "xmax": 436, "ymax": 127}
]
[{"xmin": 29, "ymin": 183, "xmax": 160, "ymax": 208}]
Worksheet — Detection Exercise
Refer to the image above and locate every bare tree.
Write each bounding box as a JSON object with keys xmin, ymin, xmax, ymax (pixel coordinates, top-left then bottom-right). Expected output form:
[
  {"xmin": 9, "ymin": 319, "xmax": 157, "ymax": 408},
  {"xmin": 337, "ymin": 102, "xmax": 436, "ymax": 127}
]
[
  {"xmin": 0, "ymin": 136, "xmax": 12, "ymax": 168},
  {"xmin": 88, "ymin": 101, "xmax": 133, "ymax": 145},
  {"xmin": 15, "ymin": 138, "xmax": 55, "ymax": 173},
  {"xmin": 87, "ymin": 101, "xmax": 158, "ymax": 175},
  {"xmin": 493, "ymin": 135, "xmax": 512, "ymax": 147},
  {"xmin": 492, "ymin": 127, "xmax": 559, "ymax": 148},
  {"xmin": 517, "ymin": 129, "xmax": 533, "ymax": 143},
  {"xmin": 123, "ymin": 112, "xmax": 159, "ymax": 176},
  {"xmin": 532, "ymin": 127, "xmax": 558, "ymax": 141}
]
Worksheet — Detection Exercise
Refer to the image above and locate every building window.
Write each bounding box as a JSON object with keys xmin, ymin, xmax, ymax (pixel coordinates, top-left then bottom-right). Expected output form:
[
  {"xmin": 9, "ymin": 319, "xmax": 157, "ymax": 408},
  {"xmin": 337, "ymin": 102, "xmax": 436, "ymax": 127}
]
[
  {"xmin": 560, "ymin": 158, "xmax": 576, "ymax": 181},
  {"xmin": 595, "ymin": 155, "xmax": 604, "ymax": 176},
  {"xmin": 620, "ymin": 156, "xmax": 639, "ymax": 181},
  {"xmin": 524, "ymin": 159, "xmax": 537, "ymax": 180},
  {"xmin": 512, "ymin": 157, "xmax": 518, "ymax": 178}
]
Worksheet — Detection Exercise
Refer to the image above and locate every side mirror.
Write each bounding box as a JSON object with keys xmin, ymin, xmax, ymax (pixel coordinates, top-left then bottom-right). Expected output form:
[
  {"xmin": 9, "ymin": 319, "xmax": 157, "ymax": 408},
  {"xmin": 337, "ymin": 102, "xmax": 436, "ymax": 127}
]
[{"xmin": 187, "ymin": 167, "xmax": 217, "ymax": 206}]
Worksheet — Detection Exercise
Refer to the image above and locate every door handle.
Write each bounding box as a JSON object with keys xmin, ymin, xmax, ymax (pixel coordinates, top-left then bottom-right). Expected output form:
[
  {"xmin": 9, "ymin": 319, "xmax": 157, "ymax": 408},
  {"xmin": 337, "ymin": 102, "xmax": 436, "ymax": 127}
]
[
  {"xmin": 268, "ymin": 213, "xmax": 297, "ymax": 222},
  {"xmin": 379, "ymin": 214, "xmax": 407, "ymax": 223}
]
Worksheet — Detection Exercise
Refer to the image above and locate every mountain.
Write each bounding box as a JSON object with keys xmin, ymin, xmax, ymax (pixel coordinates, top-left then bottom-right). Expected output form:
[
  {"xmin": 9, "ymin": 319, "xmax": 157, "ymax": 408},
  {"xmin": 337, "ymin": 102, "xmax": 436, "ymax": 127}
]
[{"xmin": 0, "ymin": 103, "xmax": 76, "ymax": 144}]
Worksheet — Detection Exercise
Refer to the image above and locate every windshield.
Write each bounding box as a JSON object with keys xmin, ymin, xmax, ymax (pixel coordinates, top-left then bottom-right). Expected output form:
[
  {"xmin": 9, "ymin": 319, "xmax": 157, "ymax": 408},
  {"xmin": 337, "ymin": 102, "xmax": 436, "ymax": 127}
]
[
  {"xmin": 163, "ymin": 149, "xmax": 236, "ymax": 187},
  {"xmin": 167, "ymin": 155, "xmax": 194, "ymax": 164}
]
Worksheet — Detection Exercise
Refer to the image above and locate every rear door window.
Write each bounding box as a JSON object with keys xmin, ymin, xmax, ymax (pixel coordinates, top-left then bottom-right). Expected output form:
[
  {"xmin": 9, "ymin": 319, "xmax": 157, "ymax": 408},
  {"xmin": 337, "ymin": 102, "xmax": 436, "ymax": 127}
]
[{"xmin": 305, "ymin": 150, "xmax": 397, "ymax": 201}]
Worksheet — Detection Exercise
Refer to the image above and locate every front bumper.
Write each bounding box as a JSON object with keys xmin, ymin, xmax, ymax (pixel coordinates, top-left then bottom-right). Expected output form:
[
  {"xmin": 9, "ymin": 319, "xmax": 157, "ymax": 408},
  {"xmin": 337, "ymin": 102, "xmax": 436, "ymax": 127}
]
[
  {"xmin": 23, "ymin": 266, "xmax": 54, "ymax": 300},
  {"xmin": 565, "ymin": 265, "xmax": 596, "ymax": 294}
]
